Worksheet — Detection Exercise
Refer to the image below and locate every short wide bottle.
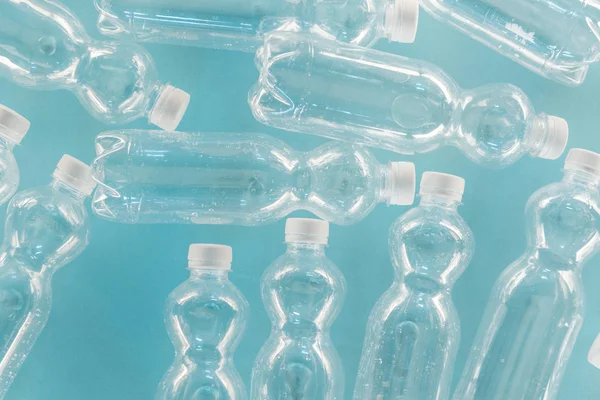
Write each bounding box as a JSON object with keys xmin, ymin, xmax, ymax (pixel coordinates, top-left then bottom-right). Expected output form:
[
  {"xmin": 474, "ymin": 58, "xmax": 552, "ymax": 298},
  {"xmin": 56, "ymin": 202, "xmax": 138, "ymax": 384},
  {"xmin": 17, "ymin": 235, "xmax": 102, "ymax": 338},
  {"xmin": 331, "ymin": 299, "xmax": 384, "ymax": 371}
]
[
  {"xmin": 92, "ymin": 130, "xmax": 416, "ymax": 225},
  {"xmin": 157, "ymin": 244, "xmax": 249, "ymax": 400},
  {"xmin": 251, "ymin": 33, "xmax": 569, "ymax": 168},
  {"xmin": 354, "ymin": 172, "xmax": 474, "ymax": 400},
  {"xmin": 252, "ymin": 218, "xmax": 346, "ymax": 399},
  {"xmin": 0, "ymin": 155, "xmax": 96, "ymax": 399},
  {"xmin": 0, "ymin": 0, "xmax": 190, "ymax": 130},
  {"xmin": 454, "ymin": 149, "xmax": 600, "ymax": 400}
]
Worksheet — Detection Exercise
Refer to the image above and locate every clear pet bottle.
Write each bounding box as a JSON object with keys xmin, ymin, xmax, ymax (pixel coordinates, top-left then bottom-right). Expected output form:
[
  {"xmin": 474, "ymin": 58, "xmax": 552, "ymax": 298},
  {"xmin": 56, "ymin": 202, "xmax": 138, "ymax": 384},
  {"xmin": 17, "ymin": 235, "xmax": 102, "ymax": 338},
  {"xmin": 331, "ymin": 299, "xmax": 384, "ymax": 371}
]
[
  {"xmin": 251, "ymin": 32, "xmax": 569, "ymax": 168},
  {"xmin": 454, "ymin": 149, "xmax": 600, "ymax": 400},
  {"xmin": 354, "ymin": 172, "xmax": 474, "ymax": 400},
  {"xmin": 0, "ymin": 0, "xmax": 190, "ymax": 130},
  {"xmin": 0, "ymin": 104, "xmax": 30, "ymax": 206},
  {"xmin": 252, "ymin": 218, "xmax": 346, "ymax": 399},
  {"xmin": 91, "ymin": 130, "xmax": 416, "ymax": 225},
  {"xmin": 156, "ymin": 244, "xmax": 249, "ymax": 400}
]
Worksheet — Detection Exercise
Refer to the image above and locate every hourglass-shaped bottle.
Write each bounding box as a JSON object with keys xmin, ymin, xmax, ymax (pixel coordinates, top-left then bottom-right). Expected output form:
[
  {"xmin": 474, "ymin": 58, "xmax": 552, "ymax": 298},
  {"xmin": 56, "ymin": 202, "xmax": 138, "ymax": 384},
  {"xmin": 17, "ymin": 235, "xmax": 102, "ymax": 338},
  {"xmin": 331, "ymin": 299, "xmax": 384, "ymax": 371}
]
[
  {"xmin": 354, "ymin": 172, "xmax": 474, "ymax": 400},
  {"xmin": 252, "ymin": 218, "xmax": 346, "ymax": 399},
  {"xmin": 157, "ymin": 244, "xmax": 249, "ymax": 400},
  {"xmin": 0, "ymin": 0, "xmax": 189, "ymax": 130}
]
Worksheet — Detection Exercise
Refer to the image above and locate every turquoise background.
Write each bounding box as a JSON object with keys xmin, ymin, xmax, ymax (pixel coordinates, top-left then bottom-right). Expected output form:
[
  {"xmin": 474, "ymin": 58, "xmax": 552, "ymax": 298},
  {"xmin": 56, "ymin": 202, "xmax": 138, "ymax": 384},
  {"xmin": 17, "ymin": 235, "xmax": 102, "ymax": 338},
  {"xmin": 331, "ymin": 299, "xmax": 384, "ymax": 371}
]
[{"xmin": 0, "ymin": 1, "xmax": 599, "ymax": 399}]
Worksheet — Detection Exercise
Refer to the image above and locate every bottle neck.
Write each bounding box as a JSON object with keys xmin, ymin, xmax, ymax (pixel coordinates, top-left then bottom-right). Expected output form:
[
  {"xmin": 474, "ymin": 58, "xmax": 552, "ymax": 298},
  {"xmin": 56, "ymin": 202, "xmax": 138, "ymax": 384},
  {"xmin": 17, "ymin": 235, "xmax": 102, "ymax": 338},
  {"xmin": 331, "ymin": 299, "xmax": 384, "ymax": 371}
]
[
  {"xmin": 562, "ymin": 168, "xmax": 600, "ymax": 190},
  {"xmin": 418, "ymin": 193, "xmax": 460, "ymax": 210},
  {"xmin": 286, "ymin": 242, "xmax": 327, "ymax": 255},
  {"xmin": 0, "ymin": 134, "xmax": 16, "ymax": 150},
  {"xmin": 50, "ymin": 179, "xmax": 88, "ymax": 202},
  {"xmin": 189, "ymin": 265, "xmax": 230, "ymax": 279}
]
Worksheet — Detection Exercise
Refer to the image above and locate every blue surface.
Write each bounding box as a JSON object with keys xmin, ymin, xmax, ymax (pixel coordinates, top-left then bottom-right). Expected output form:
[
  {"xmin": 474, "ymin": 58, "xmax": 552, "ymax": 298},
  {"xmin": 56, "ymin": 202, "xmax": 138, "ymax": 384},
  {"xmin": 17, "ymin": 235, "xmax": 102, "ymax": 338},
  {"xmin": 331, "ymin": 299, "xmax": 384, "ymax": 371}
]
[{"xmin": 0, "ymin": 2, "xmax": 599, "ymax": 399}]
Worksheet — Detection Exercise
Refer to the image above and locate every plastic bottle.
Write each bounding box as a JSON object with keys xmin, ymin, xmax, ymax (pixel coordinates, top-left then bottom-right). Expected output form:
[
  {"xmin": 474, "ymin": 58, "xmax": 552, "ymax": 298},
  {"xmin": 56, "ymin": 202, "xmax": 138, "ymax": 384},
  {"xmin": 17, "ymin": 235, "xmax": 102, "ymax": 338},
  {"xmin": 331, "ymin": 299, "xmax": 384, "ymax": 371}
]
[
  {"xmin": 0, "ymin": 104, "xmax": 30, "ymax": 206},
  {"xmin": 156, "ymin": 244, "xmax": 249, "ymax": 400},
  {"xmin": 354, "ymin": 172, "xmax": 473, "ymax": 400},
  {"xmin": 252, "ymin": 218, "xmax": 346, "ymax": 400},
  {"xmin": 94, "ymin": 0, "xmax": 419, "ymax": 52},
  {"xmin": 454, "ymin": 148, "xmax": 600, "ymax": 400},
  {"xmin": 418, "ymin": 0, "xmax": 600, "ymax": 86},
  {"xmin": 590, "ymin": 333, "xmax": 600, "ymax": 369},
  {"xmin": 250, "ymin": 32, "xmax": 569, "ymax": 168},
  {"xmin": 91, "ymin": 130, "xmax": 416, "ymax": 226},
  {"xmin": 0, "ymin": 154, "xmax": 96, "ymax": 399},
  {"xmin": 0, "ymin": 0, "xmax": 190, "ymax": 130}
]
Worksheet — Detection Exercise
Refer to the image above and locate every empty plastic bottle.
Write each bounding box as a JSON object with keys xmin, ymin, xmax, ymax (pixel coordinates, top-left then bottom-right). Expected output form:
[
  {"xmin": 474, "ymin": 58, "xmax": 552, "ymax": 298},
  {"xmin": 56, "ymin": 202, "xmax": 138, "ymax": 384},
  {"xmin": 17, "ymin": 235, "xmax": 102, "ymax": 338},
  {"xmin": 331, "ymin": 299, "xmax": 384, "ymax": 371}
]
[
  {"xmin": 250, "ymin": 32, "xmax": 569, "ymax": 168},
  {"xmin": 589, "ymin": 333, "xmax": 600, "ymax": 369},
  {"xmin": 0, "ymin": 0, "xmax": 190, "ymax": 130},
  {"xmin": 156, "ymin": 244, "xmax": 249, "ymax": 400},
  {"xmin": 0, "ymin": 104, "xmax": 30, "ymax": 206},
  {"xmin": 94, "ymin": 0, "xmax": 419, "ymax": 52},
  {"xmin": 0, "ymin": 154, "xmax": 96, "ymax": 399},
  {"xmin": 354, "ymin": 172, "xmax": 474, "ymax": 400},
  {"xmin": 252, "ymin": 218, "xmax": 346, "ymax": 400},
  {"xmin": 91, "ymin": 130, "xmax": 416, "ymax": 226},
  {"xmin": 454, "ymin": 148, "xmax": 600, "ymax": 400},
  {"xmin": 418, "ymin": 0, "xmax": 600, "ymax": 86}
]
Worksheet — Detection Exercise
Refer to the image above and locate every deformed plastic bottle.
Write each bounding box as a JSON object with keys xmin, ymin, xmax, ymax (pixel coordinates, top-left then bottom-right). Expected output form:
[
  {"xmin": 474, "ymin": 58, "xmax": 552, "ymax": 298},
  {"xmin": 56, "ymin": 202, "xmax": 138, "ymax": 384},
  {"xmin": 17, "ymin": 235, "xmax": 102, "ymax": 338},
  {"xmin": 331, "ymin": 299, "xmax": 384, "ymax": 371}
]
[
  {"xmin": 250, "ymin": 32, "xmax": 569, "ymax": 168},
  {"xmin": 91, "ymin": 130, "xmax": 416, "ymax": 226},
  {"xmin": 419, "ymin": 0, "xmax": 600, "ymax": 86},
  {"xmin": 94, "ymin": 0, "xmax": 419, "ymax": 52},
  {"xmin": 156, "ymin": 244, "xmax": 249, "ymax": 400},
  {"xmin": 0, "ymin": 0, "xmax": 190, "ymax": 130},
  {"xmin": 252, "ymin": 218, "xmax": 346, "ymax": 400},
  {"xmin": 454, "ymin": 149, "xmax": 600, "ymax": 400},
  {"xmin": 0, "ymin": 104, "xmax": 30, "ymax": 206},
  {"xmin": 354, "ymin": 172, "xmax": 474, "ymax": 400},
  {"xmin": 0, "ymin": 154, "xmax": 96, "ymax": 399}
]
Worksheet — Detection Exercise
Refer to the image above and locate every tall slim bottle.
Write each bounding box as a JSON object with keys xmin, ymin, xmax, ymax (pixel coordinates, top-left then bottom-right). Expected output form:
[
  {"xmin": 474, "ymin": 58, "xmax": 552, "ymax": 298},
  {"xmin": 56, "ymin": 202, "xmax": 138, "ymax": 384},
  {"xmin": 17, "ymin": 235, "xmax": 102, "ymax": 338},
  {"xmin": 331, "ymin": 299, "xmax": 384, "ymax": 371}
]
[
  {"xmin": 0, "ymin": 155, "xmax": 96, "ymax": 399},
  {"xmin": 252, "ymin": 218, "xmax": 346, "ymax": 399},
  {"xmin": 354, "ymin": 172, "xmax": 474, "ymax": 400},
  {"xmin": 454, "ymin": 148, "xmax": 600, "ymax": 400}
]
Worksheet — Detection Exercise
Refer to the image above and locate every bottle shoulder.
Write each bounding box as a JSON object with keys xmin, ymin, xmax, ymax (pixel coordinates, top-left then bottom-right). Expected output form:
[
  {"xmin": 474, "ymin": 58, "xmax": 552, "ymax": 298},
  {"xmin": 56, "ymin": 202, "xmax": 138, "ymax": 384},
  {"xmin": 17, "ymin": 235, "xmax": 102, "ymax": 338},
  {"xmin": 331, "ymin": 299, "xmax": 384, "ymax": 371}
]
[
  {"xmin": 263, "ymin": 251, "xmax": 346, "ymax": 286},
  {"xmin": 167, "ymin": 278, "xmax": 249, "ymax": 313}
]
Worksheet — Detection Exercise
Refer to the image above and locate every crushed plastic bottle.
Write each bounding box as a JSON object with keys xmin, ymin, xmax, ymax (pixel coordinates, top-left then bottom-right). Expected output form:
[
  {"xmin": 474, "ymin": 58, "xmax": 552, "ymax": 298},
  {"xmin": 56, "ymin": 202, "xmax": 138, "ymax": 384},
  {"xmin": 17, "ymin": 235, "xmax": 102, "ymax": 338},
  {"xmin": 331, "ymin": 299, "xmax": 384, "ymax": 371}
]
[
  {"xmin": 0, "ymin": 0, "xmax": 190, "ymax": 130},
  {"xmin": 94, "ymin": 0, "xmax": 419, "ymax": 52},
  {"xmin": 419, "ymin": 0, "xmax": 600, "ymax": 86},
  {"xmin": 252, "ymin": 218, "xmax": 346, "ymax": 400},
  {"xmin": 91, "ymin": 130, "xmax": 416, "ymax": 226},
  {"xmin": 250, "ymin": 32, "xmax": 569, "ymax": 168},
  {"xmin": 156, "ymin": 244, "xmax": 249, "ymax": 400},
  {"xmin": 0, "ymin": 104, "xmax": 30, "ymax": 206},
  {"xmin": 0, "ymin": 155, "xmax": 96, "ymax": 399},
  {"xmin": 454, "ymin": 149, "xmax": 600, "ymax": 400},
  {"xmin": 354, "ymin": 172, "xmax": 474, "ymax": 400}
]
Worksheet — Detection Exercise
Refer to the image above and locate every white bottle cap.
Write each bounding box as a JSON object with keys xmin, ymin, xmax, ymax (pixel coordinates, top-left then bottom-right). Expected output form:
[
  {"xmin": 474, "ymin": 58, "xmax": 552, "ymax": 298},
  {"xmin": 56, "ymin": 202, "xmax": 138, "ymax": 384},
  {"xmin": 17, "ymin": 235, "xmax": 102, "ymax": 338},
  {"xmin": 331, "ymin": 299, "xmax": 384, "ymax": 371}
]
[
  {"xmin": 536, "ymin": 115, "xmax": 569, "ymax": 160},
  {"xmin": 588, "ymin": 332, "xmax": 600, "ymax": 369},
  {"xmin": 384, "ymin": 0, "xmax": 419, "ymax": 43},
  {"xmin": 188, "ymin": 244, "xmax": 232, "ymax": 269},
  {"xmin": 420, "ymin": 172, "xmax": 465, "ymax": 202},
  {"xmin": 565, "ymin": 148, "xmax": 600, "ymax": 177},
  {"xmin": 0, "ymin": 104, "xmax": 30, "ymax": 144},
  {"xmin": 387, "ymin": 161, "xmax": 416, "ymax": 206},
  {"xmin": 52, "ymin": 155, "xmax": 97, "ymax": 196},
  {"xmin": 148, "ymin": 85, "xmax": 191, "ymax": 131},
  {"xmin": 285, "ymin": 218, "xmax": 329, "ymax": 245}
]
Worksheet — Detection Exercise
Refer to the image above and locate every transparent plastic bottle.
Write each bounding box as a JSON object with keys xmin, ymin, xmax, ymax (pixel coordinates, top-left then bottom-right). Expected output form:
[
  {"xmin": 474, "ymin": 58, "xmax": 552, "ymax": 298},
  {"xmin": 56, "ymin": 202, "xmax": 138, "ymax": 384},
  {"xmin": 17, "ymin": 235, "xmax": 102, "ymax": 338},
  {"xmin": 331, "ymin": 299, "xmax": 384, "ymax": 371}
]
[
  {"xmin": 250, "ymin": 32, "xmax": 569, "ymax": 168},
  {"xmin": 0, "ymin": 154, "xmax": 96, "ymax": 399},
  {"xmin": 419, "ymin": 0, "xmax": 600, "ymax": 86},
  {"xmin": 454, "ymin": 148, "xmax": 600, "ymax": 400},
  {"xmin": 91, "ymin": 130, "xmax": 416, "ymax": 226},
  {"xmin": 354, "ymin": 172, "xmax": 474, "ymax": 400},
  {"xmin": 252, "ymin": 218, "xmax": 346, "ymax": 400},
  {"xmin": 0, "ymin": 0, "xmax": 190, "ymax": 130},
  {"xmin": 156, "ymin": 244, "xmax": 249, "ymax": 400},
  {"xmin": 94, "ymin": 0, "xmax": 419, "ymax": 52},
  {"xmin": 0, "ymin": 104, "xmax": 30, "ymax": 206},
  {"xmin": 589, "ymin": 333, "xmax": 600, "ymax": 369}
]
